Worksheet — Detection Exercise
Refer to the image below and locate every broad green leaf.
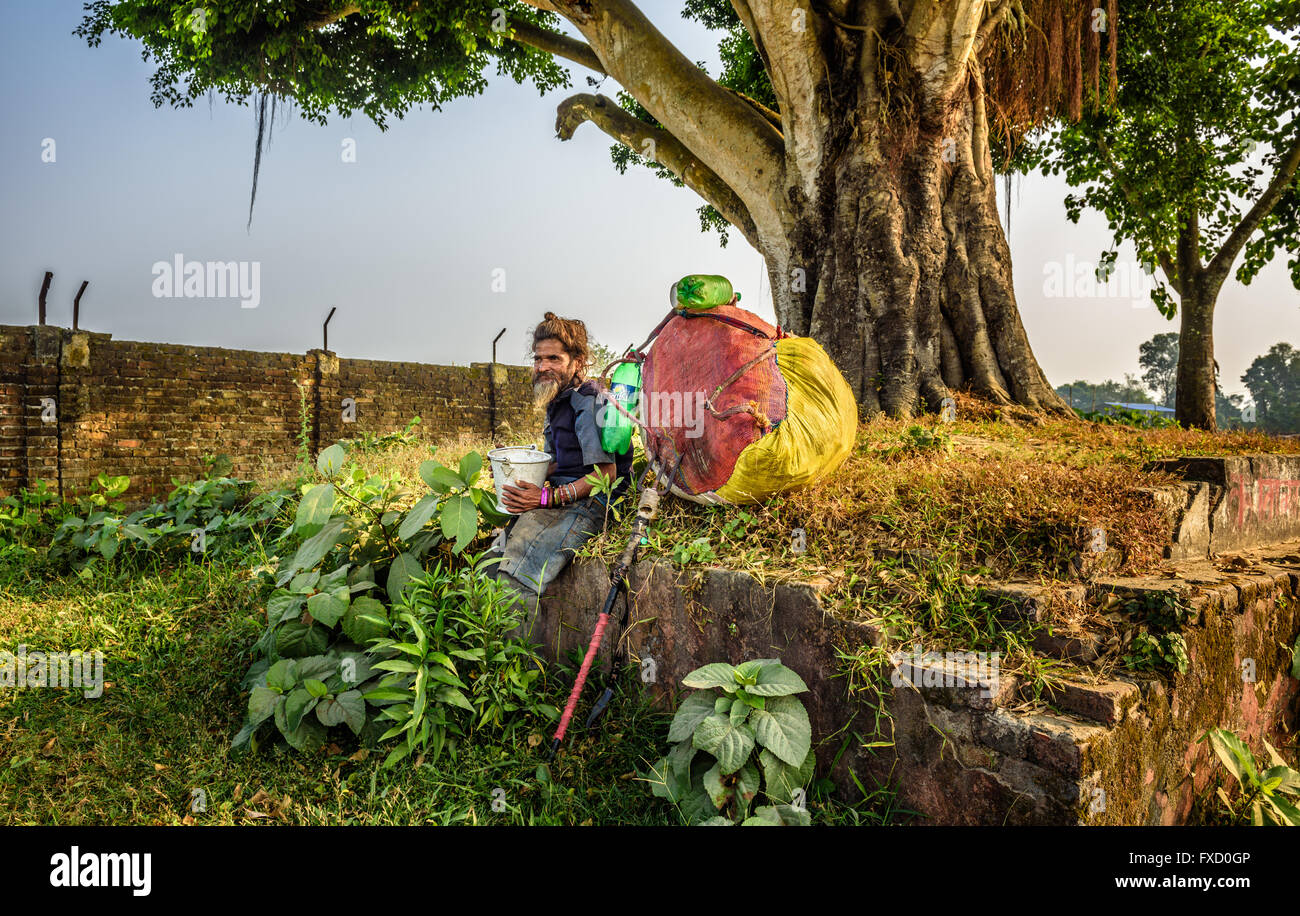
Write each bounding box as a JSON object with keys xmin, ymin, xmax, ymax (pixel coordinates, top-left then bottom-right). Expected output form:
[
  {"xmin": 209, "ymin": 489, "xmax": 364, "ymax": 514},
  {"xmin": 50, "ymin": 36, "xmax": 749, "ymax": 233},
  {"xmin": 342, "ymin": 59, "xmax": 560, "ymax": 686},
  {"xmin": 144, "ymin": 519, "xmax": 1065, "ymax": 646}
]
[
  {"xmin": 295, "ymin": 483, "xmax": 335, "ymax": 535},
  {"xmin": 680, "ymin": 785, "xmax": 717, "ymax": 825},
  {"xmin": 276, "ymin": 622, "xmax": 329, "ymax": 658},
  {"xmin": 759, "ymin": 746, "xmax": 816, "ymax": 804},
  {"xmin": 741, "ymin": 805, "xmax": 783, "ymax": 826},
  {"xmin": 316, "ymin": 444, "xmax": 346, "ymax": 477},
  {"xmin": 289, "ymin": 570, "xmax": 320, "ymax": 593},
  {"xmin": 729, "ymin": 698, "xmax": 750, "ymax": 728},
  {"xmin": 1205, "ymin": 728, "xmax": 1257, "ymax": 785},
  {"xmin": 266, "ymin": 589, "xmax": 305, "ymax": 627},
  {"xmin": 419, "ymin": 461, "xmax": 464, "ymax": 493},
  {"xmin": 247, "ymin": 686, "xmax": 281, "ymax": 725},
  {"xmin": 398, "ymin": 493, "xmax": 441, "ymax": 541},
  {"xmin": 703, "ymin": 762, "xmax": 731, "ymax": 809},
  {"xmin": 1292, "ymin": 635, "xmax": 1300, "ymax": 680},
  {"xmin": 745, "ymin": 662, "xmax": 809, "ymax": 697},
  {"xmin": 668, "ymin": 691, "xmax": 716, "ymax": 743},
  {"xmin": 342, "ymin": 596, "xmax": 389, "ymax": 644},
  {"xmin": 682, "ymin": 663, "xmax": 737, "ymax": 691},
  {"xmin": 295, "ymin": 655, "xmax": 338, "ymax": 682},
  {"xmin": 440, "ymin": 493, "xmax": 478, "ymax": 554},
  {"xmin": 284, "ymin": 687, "xmax": 319, "ymax": 732},
  {"xmin": 266, "ymin": 659, "xmax": 298, "ymax": 691},
  {"xmin": 290, "ymin": 517, "xmax": 346, "ymax": 575},
  {"xmin": 734, "ymin": 761, "xmax": 761, "ymax": 817},
  {"xmin": 386, "ymin": 552, "xmax": 423, "ymax": 600},
  {"xmin": 274, "ymin": 701, "xmax": 328, "ymax": 752},
  {"xmin": 699, "ymin": 816, "xmax": 735, "ymax": 826},
  {"xmin": 335, "ymin": 690, "xmax": 366, "ymax": 734},
  {"xmin": 435, "ymin": 686, "xmax": 475, "ymax": 711},
  {"xmin": 306, "ymin": 587, "xmax": 349, "ymax": 628},
  {"xmin": 303, "ymin": 678, "xmax": 329, "ymax": 699},
  {"xmin": 458, "ymin": 451, "xmax": 482, "ymax": 485},
  {"xmin": 693, "ymin": 714, "xmax": 755, "ymax": 775},
  {"xmin": 750, "ymin": 694, "xmax": 812, "ymax": 768}
]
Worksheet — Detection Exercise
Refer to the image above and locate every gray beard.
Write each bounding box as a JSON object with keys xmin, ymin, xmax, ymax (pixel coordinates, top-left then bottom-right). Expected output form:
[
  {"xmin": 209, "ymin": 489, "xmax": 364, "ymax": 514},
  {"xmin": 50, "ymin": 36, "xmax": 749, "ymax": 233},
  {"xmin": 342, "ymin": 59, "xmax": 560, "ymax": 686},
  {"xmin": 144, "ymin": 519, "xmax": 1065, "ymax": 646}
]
[{"xmin": 533, "ymin": 376, "xmax": 560, "ymax": 411}]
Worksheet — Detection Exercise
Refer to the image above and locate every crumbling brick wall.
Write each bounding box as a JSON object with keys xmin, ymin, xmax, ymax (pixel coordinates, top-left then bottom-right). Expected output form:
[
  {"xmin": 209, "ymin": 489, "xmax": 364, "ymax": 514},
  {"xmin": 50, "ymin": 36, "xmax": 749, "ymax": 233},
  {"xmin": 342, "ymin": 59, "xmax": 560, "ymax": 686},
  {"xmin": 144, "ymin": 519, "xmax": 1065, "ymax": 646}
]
[{"xmin": 0, "ymin": 325, "xmax": 538, "ymax": 502}]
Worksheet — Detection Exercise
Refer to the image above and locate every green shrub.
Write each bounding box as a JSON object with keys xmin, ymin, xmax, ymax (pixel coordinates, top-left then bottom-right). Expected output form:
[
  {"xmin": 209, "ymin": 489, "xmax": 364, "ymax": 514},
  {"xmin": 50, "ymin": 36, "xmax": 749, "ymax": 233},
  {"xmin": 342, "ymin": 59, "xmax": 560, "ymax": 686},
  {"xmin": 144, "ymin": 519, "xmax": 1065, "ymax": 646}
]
[{"xmin": 646, "ymin": 658, "xmax": 815, "ymax": 825}]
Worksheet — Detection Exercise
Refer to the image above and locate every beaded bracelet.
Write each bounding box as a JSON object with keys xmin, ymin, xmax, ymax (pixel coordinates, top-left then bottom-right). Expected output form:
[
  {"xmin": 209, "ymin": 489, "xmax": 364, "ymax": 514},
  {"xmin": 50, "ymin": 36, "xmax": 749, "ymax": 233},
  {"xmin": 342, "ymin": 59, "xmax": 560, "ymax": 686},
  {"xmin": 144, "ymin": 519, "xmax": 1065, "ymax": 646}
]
[{"xmin": 539, "ymin": 485, "xmax": 548, "ymax": 508}]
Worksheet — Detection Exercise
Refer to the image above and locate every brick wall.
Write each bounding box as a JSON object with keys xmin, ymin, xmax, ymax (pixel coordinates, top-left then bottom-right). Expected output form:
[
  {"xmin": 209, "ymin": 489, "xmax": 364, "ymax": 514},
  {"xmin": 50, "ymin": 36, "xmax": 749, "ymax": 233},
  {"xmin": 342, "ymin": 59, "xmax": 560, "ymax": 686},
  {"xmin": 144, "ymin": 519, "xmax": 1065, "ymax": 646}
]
[{"xmin": 0, "ymin": 325, "xmax": 538, "ymax": 502}]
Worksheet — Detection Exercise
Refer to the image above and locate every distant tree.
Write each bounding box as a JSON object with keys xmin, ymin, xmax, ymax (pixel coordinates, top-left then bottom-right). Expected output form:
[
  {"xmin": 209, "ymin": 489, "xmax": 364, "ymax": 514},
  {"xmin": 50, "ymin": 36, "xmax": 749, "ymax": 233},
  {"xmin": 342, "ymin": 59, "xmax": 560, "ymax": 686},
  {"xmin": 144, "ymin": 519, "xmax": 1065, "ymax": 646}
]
[
  {"xmin": 1029, "ymin": 0, "xmax": 1300, "ymax": 430},
  {"xmin": 1215, "ymin": 387, "xmax": 1246, "ymax": 429},
  {"xmin": 1139, "ymin": 332, "xmax": 1181, "ymax": 408},
  {"xmin": 1242, "ymin": 342, "xmax": 1300, "ymax": 433},
  {"xmin": 1056, "ymin": 374, "xmax": 1154, "ymax": 411}
]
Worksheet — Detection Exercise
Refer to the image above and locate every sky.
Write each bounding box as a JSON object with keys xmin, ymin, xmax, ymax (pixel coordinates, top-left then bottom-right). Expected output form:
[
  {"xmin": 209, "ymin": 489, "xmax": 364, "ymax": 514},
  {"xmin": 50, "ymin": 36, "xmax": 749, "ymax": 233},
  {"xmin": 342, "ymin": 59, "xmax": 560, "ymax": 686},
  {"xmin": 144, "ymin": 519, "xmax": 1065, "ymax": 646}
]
[{"xmin": 2, "ymin": 0, "xmax": 1297, "ymax": 400}]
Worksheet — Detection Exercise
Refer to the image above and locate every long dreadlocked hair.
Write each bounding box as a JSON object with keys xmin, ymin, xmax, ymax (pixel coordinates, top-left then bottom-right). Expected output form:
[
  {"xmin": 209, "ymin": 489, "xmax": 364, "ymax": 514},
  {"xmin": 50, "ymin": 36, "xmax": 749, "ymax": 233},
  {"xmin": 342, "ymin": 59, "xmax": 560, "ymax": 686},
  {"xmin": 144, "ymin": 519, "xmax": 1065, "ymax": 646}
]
[{"xmin": 532, "ymin": 312, "xmax": 591, "ymax": 375}]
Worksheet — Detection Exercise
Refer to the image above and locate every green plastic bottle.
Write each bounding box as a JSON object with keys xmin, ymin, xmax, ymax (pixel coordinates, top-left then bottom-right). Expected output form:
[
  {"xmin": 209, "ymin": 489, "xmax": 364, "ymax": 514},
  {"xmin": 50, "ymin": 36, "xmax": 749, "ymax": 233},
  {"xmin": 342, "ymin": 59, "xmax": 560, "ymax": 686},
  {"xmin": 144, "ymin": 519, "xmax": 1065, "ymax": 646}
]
[
  {"xmin": 673, "ymin": 275, "xmax": 738, "ymax": 310},
  {"xmin": 601, "ymin": 360, "xmax": 641, "ymax": 455}
]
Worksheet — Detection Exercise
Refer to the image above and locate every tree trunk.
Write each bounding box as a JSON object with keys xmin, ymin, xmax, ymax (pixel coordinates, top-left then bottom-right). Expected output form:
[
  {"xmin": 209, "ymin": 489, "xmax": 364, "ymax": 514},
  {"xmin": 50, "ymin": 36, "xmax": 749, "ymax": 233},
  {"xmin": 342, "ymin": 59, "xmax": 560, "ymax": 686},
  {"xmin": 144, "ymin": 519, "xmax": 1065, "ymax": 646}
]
[
  {"xmin": 1174, "ymin": 284, "xmax": 1217, "ymax": 430},
  {"xmin": 765, "ymin": 67, "xmax": 1070, "ymax": 420}
]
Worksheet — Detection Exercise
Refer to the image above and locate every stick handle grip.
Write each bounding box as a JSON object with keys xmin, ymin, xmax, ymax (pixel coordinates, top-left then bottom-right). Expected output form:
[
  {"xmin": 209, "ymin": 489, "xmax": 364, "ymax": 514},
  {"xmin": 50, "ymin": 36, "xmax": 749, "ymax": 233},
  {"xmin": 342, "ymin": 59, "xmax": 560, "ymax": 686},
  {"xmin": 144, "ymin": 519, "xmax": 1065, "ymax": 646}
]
[{"xmin": 553, "ymin": 612, "xmax": 610, "ymax": 745}]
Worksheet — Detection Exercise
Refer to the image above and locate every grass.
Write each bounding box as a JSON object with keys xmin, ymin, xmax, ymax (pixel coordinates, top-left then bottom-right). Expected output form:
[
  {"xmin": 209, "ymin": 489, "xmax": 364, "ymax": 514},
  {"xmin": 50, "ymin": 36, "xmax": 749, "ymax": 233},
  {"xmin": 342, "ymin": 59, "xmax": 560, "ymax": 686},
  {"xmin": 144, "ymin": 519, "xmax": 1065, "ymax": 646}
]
[{"xmin": 0, "ymin": 536, "xmax": 891, "ymax": 827}]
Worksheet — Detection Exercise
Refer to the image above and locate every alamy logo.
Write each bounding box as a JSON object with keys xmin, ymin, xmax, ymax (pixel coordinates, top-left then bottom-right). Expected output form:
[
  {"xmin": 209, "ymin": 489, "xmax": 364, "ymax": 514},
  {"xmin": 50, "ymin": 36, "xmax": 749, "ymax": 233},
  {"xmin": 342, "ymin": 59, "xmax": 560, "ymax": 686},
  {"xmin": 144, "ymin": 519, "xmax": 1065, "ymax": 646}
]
[
  {"xmin": 0, "ymin": 645, "xmax": 104, "ymax": 698},
  {"xmin": 49, "ymin": 847, "xmax": 151, "ymax": 896},
  {"xmin": 151, "ymin": 254, "xmax": 261, "ymax": 308},
  {"xmin": 889, "ymin": 643, "xmax": 1000, "ymax": 699},
  {"xmin": 596, "ymin": 389, "xmax": 709, "ymax": 439}
]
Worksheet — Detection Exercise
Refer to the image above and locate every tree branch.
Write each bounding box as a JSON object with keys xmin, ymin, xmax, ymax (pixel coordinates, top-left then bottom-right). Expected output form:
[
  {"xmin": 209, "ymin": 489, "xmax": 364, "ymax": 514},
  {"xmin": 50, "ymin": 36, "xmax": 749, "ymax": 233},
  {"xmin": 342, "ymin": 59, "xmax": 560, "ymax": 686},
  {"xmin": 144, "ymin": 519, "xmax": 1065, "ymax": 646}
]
[
  {"xmin": 1206, "ymin": 130, "xmax": 1300, "ymax": 287},
  {"xmin": 507, "ymin": 19, "xmax": 606, "ymax": 73},
  {"xmin": 556, "ymin": 93, "xmax": 759, "ymax": 248},
  {"xmin": 547, "ymin": 0, "xmax": 787, "ymax": 238}
]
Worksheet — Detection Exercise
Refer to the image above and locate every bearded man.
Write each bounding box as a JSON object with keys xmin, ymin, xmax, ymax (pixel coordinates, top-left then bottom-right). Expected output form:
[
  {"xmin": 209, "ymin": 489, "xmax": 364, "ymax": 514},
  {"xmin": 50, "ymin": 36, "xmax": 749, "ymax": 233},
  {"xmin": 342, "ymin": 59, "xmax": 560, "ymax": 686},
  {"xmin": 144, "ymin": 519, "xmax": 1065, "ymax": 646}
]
[{"xmin": 492, "ymin": 312, "xmax": 634, "ymax": 622}]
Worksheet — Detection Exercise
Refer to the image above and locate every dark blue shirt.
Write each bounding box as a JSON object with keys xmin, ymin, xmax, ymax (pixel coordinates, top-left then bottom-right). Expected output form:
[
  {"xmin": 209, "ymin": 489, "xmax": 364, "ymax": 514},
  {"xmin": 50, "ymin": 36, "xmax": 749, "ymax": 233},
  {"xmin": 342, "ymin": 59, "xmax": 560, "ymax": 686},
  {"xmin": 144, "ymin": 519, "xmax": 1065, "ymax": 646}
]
[{"xmin": 543, "ymin": 378, "xmax": 634, "ymax": 500}]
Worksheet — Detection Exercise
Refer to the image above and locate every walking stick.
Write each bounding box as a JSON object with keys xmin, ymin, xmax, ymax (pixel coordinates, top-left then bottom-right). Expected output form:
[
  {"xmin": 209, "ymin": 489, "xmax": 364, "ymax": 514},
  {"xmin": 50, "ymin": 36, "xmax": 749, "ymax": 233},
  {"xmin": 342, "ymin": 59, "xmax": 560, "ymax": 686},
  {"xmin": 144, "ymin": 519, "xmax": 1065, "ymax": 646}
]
[{"xmin": 549, "ymin": 484, "xmax": 660, "ymax": 759}]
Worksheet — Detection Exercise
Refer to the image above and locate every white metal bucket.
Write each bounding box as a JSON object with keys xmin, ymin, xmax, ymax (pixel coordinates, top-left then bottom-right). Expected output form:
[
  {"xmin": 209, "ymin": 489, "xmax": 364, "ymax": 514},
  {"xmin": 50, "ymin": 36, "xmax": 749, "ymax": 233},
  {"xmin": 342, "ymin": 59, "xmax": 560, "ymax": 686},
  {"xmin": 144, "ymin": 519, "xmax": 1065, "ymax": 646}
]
[{"xmin": 487, "ymin": 446, "xmax": 552, "ymax": 514}]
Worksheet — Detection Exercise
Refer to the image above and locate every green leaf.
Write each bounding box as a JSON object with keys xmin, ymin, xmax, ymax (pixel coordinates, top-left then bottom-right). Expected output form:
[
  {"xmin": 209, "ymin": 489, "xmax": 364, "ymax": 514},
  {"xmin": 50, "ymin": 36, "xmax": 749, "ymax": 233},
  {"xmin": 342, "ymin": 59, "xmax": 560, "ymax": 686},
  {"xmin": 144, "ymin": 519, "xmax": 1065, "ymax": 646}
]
[
  {"xmin": 266, "ymin": 659, "xmax": 298, "ymax": 691},
  {"xmin": 750, "ymin": 694, "xmax": 812, "ymax": 768},
  {"xmin": 440, "ymin": 493, "xmax": 478, "ymax": 554},
  {"xmin": 458, "ymin": 451, "xmax": 483, "ymax": 485},
  {"xmin": 744, "ymin": 662, "xmax": 809, "ymax": 697},
  {"xmin": 295, "ymin": 655, "xmax": 338, "ymax": 682},
  {"xmin": 435, "ymin": 685, "xmax": 475, "ymax": 712},
  {"xmin": 303, "ymin": 678, "xmax": 329, "ymax": 699},
  {"xmin": 247, "ymin": 686, "xmax": 282, "ymax": 726},
  {"xmin": 290, "ymin": 570, "xmax": 320, "ymax": 593},
  {"xmin": 680, "ymin": 785, "xmax": 717, "ymax": 825},
  {"xmin": 398, "ymin": 493, "xmax": 441, "ymax": 541},
  {"xmin": 276, "ymin": 623, "xmax": 329, "ymax": 658},
  {"xmin": 419, "ymin": 461, "xmax": 464, "ymax": 493},
  {"xmin": 284, "ymin": 687, "xmax": 319, "ymax": 732},
  {"xmin": 682, "ymin": 663, "xmax": 737, "ymax": 691},
  {"xmin": 295, "ymin": 483, "xmax": 335, "ymax": 535},
  {"xmin": 290, "ymin": 517, "xmax": 346, "ymax": 575},
  {"xmin": 1205, "ymin": 728, "xmax": 1257, "ymax": 786},
  {"xmin": 386, "ymin": 552, "xmax": 423, "ymax": 600},
  {"xmin": 1292, "ymin": 635, "xmax": 1300, "ymax": 680},
  {"xmin": 274, "ymin": 700, "xmax": 328, "ymax": 752},
  {"xmin": 693, "ymin": 714, "xmax": 756, "ymax": 775},
  {"xmin": 699, "ymin": 816, "xmax": 735, "ymax": 826},
  {"xmin": 760, "ymin": 746, "xmax": 816, "ymax": 804},
  {"xmin": 703, "ymin": 762, "xmax": 732, "ymax": 809},
  {"xmin": 729, "ymin": 698, "xmax": 751, "ymax": 728},
  {"xmin": 342, "ymin": 595, "xmax": 389, "ymax": 643},
  {"xmin": 734, "ymin": 760, "xmax": 761, "ymax": 817},
  {"xmin": 306, "ymin": 588, "xmax": 349, "ymax": 628},
  {"xmin": 317, "ymin": 444, "xmax": 346, "ymax": 477},
  {"xmin": 266, "ymin": 589, "xmax": 305, "ymax": 627},
  {"xmin": 668, "ymin": 691, "xmax": 715, "ymax": 743}
]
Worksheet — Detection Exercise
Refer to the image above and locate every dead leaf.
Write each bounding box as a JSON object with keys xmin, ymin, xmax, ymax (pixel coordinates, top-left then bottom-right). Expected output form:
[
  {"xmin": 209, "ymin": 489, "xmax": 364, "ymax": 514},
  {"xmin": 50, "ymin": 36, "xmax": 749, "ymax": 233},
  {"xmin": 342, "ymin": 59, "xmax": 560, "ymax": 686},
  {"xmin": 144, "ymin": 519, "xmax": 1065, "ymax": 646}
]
[
  {"xmin": 348, "ymin": 749, "xmax": 369, "ymax": 763},
  {"xmin": 244, "ymin": 809, "xmax": 272, "ymax": 819},
  {"xmin": 40, "ymin": 737, "xmax": 57, "ymax": 756},
  {"xmin": 233, "ymin": 784, "xmax": 244, "ymax": 803},
  {"xmin": 248, "ymin": 788, "xmax": 270, "ymax": 807},
  {"xmin": 326, "ymin": 743, "xmax": 343, "ymax": 756},
  {"xmin": 153, "ymin": 763, "xmax": 168, "ymax": 771},
  {"xmin": 527, "ymin": 733, "xmax": 543, "ymax": 748},
  {"xmin": 182, "ymin": 815, "xmax": 195, "ymax": 826}
]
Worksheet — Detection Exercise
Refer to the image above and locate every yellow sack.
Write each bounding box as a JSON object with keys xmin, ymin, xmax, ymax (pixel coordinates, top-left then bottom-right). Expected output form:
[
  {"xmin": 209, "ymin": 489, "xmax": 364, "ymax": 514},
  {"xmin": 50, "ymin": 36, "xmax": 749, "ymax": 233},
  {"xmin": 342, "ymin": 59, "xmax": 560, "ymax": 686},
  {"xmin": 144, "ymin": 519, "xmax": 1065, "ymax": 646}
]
[{"xmin": 712, "ymin": 336, "xmax": 857, "ymax": 504}]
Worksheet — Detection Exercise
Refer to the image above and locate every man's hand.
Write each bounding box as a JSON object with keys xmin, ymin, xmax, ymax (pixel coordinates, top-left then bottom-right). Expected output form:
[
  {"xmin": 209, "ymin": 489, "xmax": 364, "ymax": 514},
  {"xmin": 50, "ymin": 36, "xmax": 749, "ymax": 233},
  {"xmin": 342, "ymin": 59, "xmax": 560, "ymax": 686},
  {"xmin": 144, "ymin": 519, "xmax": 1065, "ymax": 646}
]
[{"xmin": 502, "ymin": 480, "xmax": 544, "ymax": 514}]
